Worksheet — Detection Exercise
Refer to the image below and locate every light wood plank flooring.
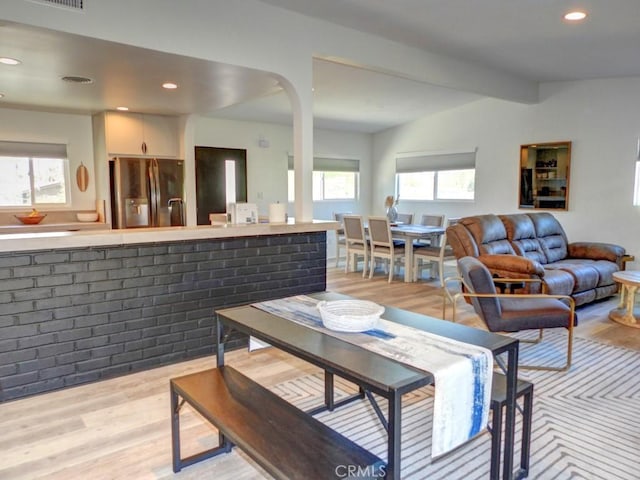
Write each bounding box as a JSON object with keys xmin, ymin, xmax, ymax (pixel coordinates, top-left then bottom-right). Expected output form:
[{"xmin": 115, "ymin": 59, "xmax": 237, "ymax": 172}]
[
  {"xmin": 0, "ymin": 264, "xmax": 637, "ymax": 479},
  {"xmin": 327, "ymin": 264, "xmax": 640, "ymax": 351}
]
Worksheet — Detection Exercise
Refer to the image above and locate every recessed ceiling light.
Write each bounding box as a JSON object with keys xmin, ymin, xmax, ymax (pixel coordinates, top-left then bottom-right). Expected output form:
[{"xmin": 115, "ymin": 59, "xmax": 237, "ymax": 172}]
[
  {"xmin": 564, "ymin": 11, "xmax": 587, "ymax": 21},
  {"xmin": 162, "ymin": 82, "xmax": 178, "ymax": 90},
  {"xmin": 116, "ymin": 106, "xmax": 129, "ymax": 111},
  {"xmin": 0, "ymin": 57, "xmax": 21, "ymax": 65},
  {"xmin": 0, "ymin": 93, "xmax": 4, "ymax": 98}
]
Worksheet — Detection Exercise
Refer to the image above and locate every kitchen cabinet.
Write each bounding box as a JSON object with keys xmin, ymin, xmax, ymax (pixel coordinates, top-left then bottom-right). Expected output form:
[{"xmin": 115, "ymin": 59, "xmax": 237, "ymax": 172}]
[{"xmin": 102, "ymin": 112, "xmax": 179, "ymax": 157}]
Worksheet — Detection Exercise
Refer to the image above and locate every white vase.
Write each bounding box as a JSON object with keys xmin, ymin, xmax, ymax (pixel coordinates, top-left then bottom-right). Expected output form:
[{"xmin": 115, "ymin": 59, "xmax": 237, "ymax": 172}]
[{"xmin": 386, "ymin": 206, "xmax": 398, "ymax": 222}]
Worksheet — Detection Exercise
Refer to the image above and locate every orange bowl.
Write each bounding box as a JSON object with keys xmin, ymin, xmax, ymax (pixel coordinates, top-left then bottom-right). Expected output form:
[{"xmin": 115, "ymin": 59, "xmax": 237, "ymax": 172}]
[{"xmin": 15, "ymin": 214, "xmax": 46, "ymax": 225}]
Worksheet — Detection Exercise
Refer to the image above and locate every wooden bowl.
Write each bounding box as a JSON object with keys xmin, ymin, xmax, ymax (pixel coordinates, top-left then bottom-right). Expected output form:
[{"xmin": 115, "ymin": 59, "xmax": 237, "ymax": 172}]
[{"xmin": 15, "ymin": 214, "xmax": 46, "ymax": 225}]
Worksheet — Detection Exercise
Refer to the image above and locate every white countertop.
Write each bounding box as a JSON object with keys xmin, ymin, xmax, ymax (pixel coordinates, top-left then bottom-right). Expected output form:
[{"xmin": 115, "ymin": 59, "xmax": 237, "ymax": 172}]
[
  {"xmin": 0, "ymin": 222, "xmax": 109, "ymax": 235},
  {"xmin": 0, "ymin": 220, "xmax": 339, "ymax": 253}
]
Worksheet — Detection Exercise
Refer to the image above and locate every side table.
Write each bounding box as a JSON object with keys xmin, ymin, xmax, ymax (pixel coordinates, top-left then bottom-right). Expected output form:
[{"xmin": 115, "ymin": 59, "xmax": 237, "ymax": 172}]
[
  {"xmin": 609, "ymin": 271, "xmax": 640, "ymax": 328},
  {"xmin": 493, "ymin": 279, "xmax": 526, "ymax": 294}
]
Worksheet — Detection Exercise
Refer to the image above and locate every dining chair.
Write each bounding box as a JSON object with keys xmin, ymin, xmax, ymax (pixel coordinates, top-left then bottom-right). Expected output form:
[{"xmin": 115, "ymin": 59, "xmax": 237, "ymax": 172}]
[
  {"xmin": 367, "ymin": 216, "xmax": 406, "ymax": 282},
  {"xmin": 453, "ymin": 256, "xmax": 577, "ymax": 371},
  {"xmin": 342, "ymin": 215, "xmax": 369, "ymax": 277},
  {"xmin": 419, "ymin": 214, "xmax": 445, "ymax": 227},
  {"xmin": 333, "ymin": 212, "xmax": 350, "ymax": 267},
  {"xmin": 416, "ymin": 213, "xmax": 446, "ymax": 247},
  {"xmin": 413, "ymin": 232, "xmax": 456, "ymax": 285},
  {"xmin": 395, "ymin": 212, "xmax": 414, "ymax": 224}
]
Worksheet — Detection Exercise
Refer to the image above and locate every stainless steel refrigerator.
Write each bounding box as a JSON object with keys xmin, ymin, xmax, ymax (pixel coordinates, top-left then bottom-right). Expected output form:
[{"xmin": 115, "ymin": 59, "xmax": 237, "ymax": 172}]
[{"xmin": 110, "ymin": 157, "xmax": 185, "ymax": 229}]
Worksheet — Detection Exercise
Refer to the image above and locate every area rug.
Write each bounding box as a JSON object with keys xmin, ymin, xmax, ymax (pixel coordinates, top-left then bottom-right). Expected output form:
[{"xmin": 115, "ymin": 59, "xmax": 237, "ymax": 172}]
[{"xmin": 269, "ymin": 331, "xmax": 640, "ymax": 479}]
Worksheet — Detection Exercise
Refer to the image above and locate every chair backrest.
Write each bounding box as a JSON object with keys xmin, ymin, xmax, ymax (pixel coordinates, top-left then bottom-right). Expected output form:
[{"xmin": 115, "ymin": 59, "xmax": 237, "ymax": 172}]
[
  {"xmin": 526, "ymin": 212, "xmax": 569, "ymax": 263},
  {"xmin": 368, "ymin": 216, "xmax": 393, "ymax": 247},
  {"xmin": 457, "ymin": 256, "xmax": 502, "ymax": 329},
  {"xmin": 333, "ymin": 212, "xmax": 351, "ymax": 235},
  {"xmin": 459, "ymin": 214, "xmax": 516, "ymax": 256},
  {"xmin": 333, "ymin": 212, "xmax": 350, "ymax": 223},
  {"xmin": 439, "ymin": 232, "xmax": 456, "ymax": 260},
  {"xmin": 447, "ymin": 221, "xmax": 480, "ymax": 259},
  {"xmin": 499, "ymin": 213, "xmax": 546, "ymax": 264},
  {"xmin": 420, "ymin": 214, "xmax": 445, "ymax": 227},
  {"xmin": 396, "ymin": 212, "xmax": 414, "ymax": 224},
  {"xmin": 343, "ymin": 215, "xmax": 366, "ymax": 245}
]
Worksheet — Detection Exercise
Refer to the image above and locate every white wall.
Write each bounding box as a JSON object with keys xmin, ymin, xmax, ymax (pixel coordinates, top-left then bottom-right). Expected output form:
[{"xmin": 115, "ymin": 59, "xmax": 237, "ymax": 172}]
[
  {"xmin": 0, "ymin": 108, "xmax": 96, "ymax": 212},
  {"xmin": 1, "ymin": 0, "xmax": 537, "ymax": 222},
  {"xmin": 191, "ymin": 116, "xmax": 371, "ymax": 215},
  {"xmin": 191, "ymin": 116, "xmax": 372, "ymax": 257},
  {"xmin": 0, "ymin": 108, "xmax": 370, "ymax": 238},
  {"xmin": 372, "ymin": 77, "xmax": 640, "ymax": 265},
  {"xmin": 4, "ymin": 75, "xmax": 640, "ymax": 267}
]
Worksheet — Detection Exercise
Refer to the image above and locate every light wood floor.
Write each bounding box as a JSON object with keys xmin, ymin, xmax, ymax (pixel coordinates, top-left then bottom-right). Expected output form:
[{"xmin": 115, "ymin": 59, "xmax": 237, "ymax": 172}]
[
  {"xmin": 327, "ymin": 264, "xmax": 640, "ymax": 351},
  {"xmin": 0, "ymin": 264, "xmax": 637, "ymax": 480}
]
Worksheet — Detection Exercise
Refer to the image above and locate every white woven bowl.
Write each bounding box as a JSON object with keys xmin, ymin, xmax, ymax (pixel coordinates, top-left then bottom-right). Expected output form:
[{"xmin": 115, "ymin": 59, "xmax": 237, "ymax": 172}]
[
  {"xmin": 317, "ymin": 300, "xmax": 384, "ymax": 332},
  {"xmin": 76, "ymin": 212, "xmax": 98, "ymax": 222}
]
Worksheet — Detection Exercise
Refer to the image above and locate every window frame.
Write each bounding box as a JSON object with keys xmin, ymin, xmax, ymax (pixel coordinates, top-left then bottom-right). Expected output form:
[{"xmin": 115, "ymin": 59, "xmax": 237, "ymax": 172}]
[
  {"xmin": 633, "ymin": 159, "xmax": 640, "ymax": 206},
  {"xmin": 395, "ymin": 149, "xmax": 476, "ymax": 202},
  {"xmin": 287, "ymin": 156, "xmax": 360, "ymax": 202},
  {"xmin": 0, "ymin": 141, "xmax": 71, "ymax": 209}
]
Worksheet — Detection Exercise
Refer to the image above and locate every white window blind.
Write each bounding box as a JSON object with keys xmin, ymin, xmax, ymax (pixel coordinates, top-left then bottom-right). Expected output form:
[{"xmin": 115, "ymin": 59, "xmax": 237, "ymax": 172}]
[
  {"xmin": 396, "ymin": 149, "xmax": 476, "ymax": 173},
  {"xmin": 0, "ymin": 141, "xmax": 67, "ymax": 158},
  {"xmin": 0, "ymin": 141, "xmax": 70, "ymax": 206},
  {"xmin": 287, "ymin": 156, "xmax": 360, "ymax": 172}
]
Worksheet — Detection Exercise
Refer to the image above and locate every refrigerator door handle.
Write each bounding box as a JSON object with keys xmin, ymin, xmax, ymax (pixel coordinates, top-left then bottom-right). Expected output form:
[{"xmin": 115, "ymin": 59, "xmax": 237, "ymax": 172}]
[
  {"xmin": 149, "ymin": 158, "xmax": 159, "ymax": 227},
  {"xmin": 168, "ymin": 197, "xmax": 185, "ymax": 226}
]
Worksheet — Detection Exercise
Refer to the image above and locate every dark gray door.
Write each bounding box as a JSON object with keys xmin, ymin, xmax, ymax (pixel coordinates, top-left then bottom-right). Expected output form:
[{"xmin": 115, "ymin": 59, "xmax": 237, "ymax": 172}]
[{"xmin": 195, "ymin": 146, "xmax": 247, "ymax": 225}]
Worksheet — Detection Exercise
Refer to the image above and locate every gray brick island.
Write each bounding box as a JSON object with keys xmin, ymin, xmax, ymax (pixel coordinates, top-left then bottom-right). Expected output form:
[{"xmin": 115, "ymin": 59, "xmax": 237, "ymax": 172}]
[{"xmin": 0, "ymin": 221, "xmax": 336, "ymax": 401}]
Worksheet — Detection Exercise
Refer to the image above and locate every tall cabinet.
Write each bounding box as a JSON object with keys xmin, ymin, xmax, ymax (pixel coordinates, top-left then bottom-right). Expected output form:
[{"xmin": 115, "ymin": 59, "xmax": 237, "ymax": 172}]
[
  {"xmin": 92, "ymin": 111, "xmax": 181, "ymax": 226},
  {"xmin": 100, "ymin": 111, "xmax": 179, "ymax": 158}
]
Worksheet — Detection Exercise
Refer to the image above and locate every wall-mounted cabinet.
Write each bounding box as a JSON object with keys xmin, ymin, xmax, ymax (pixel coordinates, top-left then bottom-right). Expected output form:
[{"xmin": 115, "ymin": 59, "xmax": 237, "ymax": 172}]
[
  {"xmin": 519, "ymin": 141, "xmax": 571, "ymax": 210},
  {"xmin": 101, "ymin": 112, "xmax": 179, "ymax": 157}
]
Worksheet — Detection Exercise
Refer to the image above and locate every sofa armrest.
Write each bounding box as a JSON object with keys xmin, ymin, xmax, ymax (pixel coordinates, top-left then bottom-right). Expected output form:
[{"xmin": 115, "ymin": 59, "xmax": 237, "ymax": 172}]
[
  {"xmin": 477, "ymin": 254, "xmax": 545, "ymax": 277},
  {"xmin": 568, "ymin": 242, "xmax": 625, "ymax": 263}
]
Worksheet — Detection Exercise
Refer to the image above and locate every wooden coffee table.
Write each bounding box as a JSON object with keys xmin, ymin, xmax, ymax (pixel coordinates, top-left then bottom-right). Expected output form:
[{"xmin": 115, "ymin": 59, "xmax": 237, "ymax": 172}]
[{"xmin": 609, "ymin": 271, "xmax": 640, "ymax": 328}]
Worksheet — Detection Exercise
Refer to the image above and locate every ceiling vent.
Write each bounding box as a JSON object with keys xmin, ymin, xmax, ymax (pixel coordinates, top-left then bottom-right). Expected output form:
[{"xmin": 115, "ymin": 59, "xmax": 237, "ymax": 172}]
[
  {"xmin": 61, "ymin": 75, "xmax": 93, "ymax": 84},
  {"xmin": 29, "ymin": 0, "xmax": 84, "ymax": 10}
]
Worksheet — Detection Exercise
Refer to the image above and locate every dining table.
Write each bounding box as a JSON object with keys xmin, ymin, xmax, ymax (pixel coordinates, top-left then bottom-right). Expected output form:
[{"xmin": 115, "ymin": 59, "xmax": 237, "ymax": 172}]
[
  {"xmin": 214, "ymin": 291, "xmax": 521, "ymax": 479},
  {"xmin": 389, "ymin": 223, "xmax": 445, "ymax": 282}
]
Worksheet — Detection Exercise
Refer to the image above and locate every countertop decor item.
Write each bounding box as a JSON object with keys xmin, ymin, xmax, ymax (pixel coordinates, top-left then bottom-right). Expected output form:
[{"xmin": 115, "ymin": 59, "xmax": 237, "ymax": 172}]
[
  {"xmin": 317, "ymin": 299, "xmax": 384, "ymax": 332},
  {"xmin": 268, "ymin": 202, "xmax": 287, "ymax": 223},
  {"xmin": 76, "ymin": 212, "xmax": 99, "ymax": 222},
  {"xmin": 15, "ymin": 210, "xmax": 46, "ymax": 224}
]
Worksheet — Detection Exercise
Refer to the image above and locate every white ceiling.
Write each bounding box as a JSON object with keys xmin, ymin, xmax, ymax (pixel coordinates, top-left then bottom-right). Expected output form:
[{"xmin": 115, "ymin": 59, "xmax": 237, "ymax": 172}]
[
  {"xmin": 0, "ymin": 22, "xmax": 283, "ymax": 116},
  {"xmin": 1, "ymin": 1, "xmax": 639, "ymax": 133},
  {"xmin": 260, "ymin": 0, "xmax": 640, "ymax": 82}
]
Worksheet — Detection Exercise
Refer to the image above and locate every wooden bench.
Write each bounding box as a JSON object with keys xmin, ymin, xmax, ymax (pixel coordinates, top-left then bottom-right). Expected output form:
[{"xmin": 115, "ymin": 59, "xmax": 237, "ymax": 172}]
[
  {"xmin": 489, "ymin": 373, "xmax": 534, "ymax": 480},
  {"xmin": 170, "ymin": 366, "xmax": 385, "ymax": 479}
]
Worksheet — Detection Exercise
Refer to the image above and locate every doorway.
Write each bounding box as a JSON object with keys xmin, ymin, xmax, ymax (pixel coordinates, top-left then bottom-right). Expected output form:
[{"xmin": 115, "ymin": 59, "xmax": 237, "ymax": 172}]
[{"xmin": 195, "ymin": 146, "xmax": 247, "ymax": 225}]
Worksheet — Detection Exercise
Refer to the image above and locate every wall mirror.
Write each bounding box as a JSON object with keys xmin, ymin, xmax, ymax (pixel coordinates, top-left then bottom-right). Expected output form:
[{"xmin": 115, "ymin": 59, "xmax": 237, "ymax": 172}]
[{"xmin": 519, "ymin": 141, "xmax": 571, "ymax": 210}]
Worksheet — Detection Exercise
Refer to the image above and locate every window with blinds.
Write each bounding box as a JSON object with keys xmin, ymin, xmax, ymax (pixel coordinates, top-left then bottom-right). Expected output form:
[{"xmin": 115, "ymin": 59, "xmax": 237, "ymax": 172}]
[
  {"xmin": 0, "ymin": 141, "xmax": 70, "ymax": 207},
  {"xmin": 395, "ymin": 149, "xmax": 476, "ymax": 201},
  {"xmin": 287, "ymin": 156, "xmax": 360, "ymax": 202}
]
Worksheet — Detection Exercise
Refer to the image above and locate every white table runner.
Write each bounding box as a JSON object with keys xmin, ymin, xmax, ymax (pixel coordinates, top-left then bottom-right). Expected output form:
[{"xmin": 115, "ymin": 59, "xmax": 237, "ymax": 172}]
[{"xmin": 252, "ymin": 295, "xmax": 493, "ymax": 458}]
